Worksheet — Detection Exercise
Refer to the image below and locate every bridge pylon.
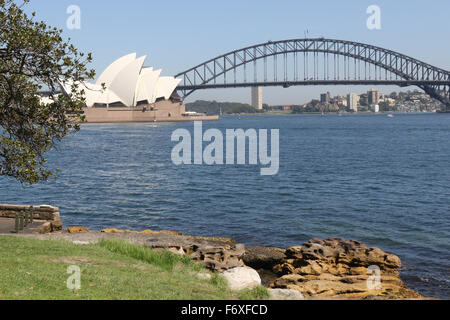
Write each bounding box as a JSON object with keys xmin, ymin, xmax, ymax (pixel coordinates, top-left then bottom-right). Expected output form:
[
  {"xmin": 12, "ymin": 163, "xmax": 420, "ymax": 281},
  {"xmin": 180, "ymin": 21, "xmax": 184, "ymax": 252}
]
[{"xmin": 251, "ymin": 86, "xmax": 263, "ymax": 110}]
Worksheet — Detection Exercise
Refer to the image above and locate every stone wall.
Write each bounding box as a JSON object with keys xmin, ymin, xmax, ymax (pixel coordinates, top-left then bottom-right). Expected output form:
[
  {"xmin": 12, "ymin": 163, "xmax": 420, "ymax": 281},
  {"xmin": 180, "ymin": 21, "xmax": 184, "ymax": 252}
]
[{"xmin": 0, "ymin": 204, "xmax": 61, "ymax": 221}]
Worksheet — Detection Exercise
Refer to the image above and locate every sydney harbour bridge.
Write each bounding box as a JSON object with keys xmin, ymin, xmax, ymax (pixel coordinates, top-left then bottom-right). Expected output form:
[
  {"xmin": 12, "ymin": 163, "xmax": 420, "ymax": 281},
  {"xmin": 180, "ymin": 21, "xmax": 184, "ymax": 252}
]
[{"xmin": 175, "ymin": 38, "xmax": 450, "ymax": 111}]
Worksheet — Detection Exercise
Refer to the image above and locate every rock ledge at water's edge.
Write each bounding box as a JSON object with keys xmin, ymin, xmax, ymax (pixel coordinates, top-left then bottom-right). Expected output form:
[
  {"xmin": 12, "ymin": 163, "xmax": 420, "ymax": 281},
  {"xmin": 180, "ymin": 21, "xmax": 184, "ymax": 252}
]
[
  {"xmin": 245, "ymin": 238, "xmax": 424, "ymax": 299},
  {"xmin": 11, "ymin": 225, "xmax": 426, "ymax": 300}
]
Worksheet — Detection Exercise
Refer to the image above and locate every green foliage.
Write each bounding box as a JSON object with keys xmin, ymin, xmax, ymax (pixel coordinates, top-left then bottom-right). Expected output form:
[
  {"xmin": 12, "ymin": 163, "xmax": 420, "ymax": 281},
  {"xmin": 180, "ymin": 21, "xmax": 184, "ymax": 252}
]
[
  {"xmin": 0, "ymin": 0, "xmax": 95, "ymax": 184},
  {"xmin": 186, "ymin": 100, "xmax": 262, "ymax": 115},
  {"xmin": 236, "ymin": 286, "xmax": 270, "ymax": 300},
  {"xmin": 291, "ymin": 105, "xmax": 304, "ymax": 113},
  {"xmin": 379, "ymin": 101, "xmax": 393, "ymax": 112},
  {"xmin": 209, "ymin": 272, "xmax": 228, "ymax": 287},
  {"xmin": 292, "ymin": 99, "xmax": 322, "ymax": 113},
  {"xmin": 97, "ymin": 239, "xmax": 200, "ymax": 272}
]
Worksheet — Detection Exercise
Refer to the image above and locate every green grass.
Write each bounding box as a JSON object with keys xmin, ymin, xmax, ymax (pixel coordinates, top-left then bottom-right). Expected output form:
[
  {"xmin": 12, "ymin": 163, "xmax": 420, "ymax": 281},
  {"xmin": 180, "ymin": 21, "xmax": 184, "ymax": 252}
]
[
  {"xmin": 236, "ymin": 286, "xmax": 270, "ymax": 300},
  {"xmin": 0, "ymin": 236, "xmax": 268, "ymax": 300},
  {"xmin": 97, "ymin": 239, "xmax": 202, "ymax": 272}
]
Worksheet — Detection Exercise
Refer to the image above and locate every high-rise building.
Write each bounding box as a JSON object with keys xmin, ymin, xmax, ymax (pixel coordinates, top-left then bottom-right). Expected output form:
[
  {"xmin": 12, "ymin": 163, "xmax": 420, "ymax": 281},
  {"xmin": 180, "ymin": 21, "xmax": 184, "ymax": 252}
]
[
  {"xmin": 251, "ymin": 86, "xmax": 263, "ymax": 110},
  {"xmin": 368, "ymin": 88, "xmax": 380, "ymax": 105},
  {"xmin": 347, "ymin": 93, "xmax": 359, "ymax": 112},
  {"xmin": 320, "ymin": 92, "xmax": 331, "ymax": 104}
]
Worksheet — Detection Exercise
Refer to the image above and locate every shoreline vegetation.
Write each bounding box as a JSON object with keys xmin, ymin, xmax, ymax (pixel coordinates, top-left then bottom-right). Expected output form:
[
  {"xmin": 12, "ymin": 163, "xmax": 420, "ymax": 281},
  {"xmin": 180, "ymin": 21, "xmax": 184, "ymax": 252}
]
[
  {"xmin": 0, "ymin": 222, "xmax": 430, "ymax": 300},
  {"xmin": 0, "ymin": 235, "xmax": 267, "ymax": 300}
]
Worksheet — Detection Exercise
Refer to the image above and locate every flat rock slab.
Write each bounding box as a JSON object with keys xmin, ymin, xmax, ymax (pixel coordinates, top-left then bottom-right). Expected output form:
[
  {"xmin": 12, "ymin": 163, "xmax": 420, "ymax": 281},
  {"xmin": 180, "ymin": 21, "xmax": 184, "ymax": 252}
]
[
  {"xmin": 9, "ymin": 231, "xmax": 229, "ymax": 244},
  {"xmin": 244, "ymin": 246, "xmax": 286, "ymax": 269}
]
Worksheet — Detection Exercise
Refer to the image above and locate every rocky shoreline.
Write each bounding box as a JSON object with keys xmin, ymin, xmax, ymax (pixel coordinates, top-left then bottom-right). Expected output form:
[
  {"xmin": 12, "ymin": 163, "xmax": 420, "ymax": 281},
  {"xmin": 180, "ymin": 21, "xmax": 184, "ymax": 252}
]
[
  {"xmin": 0, "ymin": 205, "xmax": 427, "ymax": 299},
  {"xmin": 9, "ymin": 225, "xmax": 427, "ymax": 300},
  {"xmin": 244, "ymin": 238, "xmax": 423, "ymax": 299}
]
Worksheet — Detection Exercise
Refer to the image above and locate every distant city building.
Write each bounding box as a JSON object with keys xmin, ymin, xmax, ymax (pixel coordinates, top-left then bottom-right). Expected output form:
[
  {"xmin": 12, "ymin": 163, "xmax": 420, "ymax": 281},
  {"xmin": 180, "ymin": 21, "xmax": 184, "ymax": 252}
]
[
  {"xmin": 359, "ymin": 93, "xmax": 368, "ymax": 106},
  {"xmin": 368, "ymin": 88, "xmax": 380, "ymax": 105},
  {"xmin": 370, "ymin": 104, "xmax": 380, "ymax": 113},
  {"xmin": 320, "ymin": 92, "xmax": 331, "ymax": 104},
  {"xmin": 380, "ymin": 97, "xmax": 396, "ymax": 106},
  {"xmin": 251, "ymin": 86, "xmax": 263, "ymax": 110},
  {"xmin": 334, "ymin": 94, "xmax": 347, "ymax": 107},
  {"xmin": 347, "ymin": 93, "xmax": 359, "ymax": 112}
]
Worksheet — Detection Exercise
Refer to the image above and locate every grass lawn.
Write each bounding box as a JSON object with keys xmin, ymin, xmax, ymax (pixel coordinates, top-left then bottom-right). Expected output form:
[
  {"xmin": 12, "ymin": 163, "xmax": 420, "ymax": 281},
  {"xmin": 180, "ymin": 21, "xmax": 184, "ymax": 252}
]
[{"xmin": 0, "ymin": 236, "xmax": 269, "ymax": 300}]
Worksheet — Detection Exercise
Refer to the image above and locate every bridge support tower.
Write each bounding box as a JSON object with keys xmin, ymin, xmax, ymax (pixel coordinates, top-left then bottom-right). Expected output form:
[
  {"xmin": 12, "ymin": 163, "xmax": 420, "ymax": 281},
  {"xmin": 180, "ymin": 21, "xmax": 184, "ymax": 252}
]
[{"xmin": 251, "ymin": 86, "xmax": 263, "ymax": 110}]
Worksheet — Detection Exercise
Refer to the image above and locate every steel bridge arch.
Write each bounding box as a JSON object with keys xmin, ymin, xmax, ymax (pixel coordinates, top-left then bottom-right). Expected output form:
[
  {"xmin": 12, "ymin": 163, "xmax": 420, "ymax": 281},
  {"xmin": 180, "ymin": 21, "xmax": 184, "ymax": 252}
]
[{"xmin": 175, "ymin": 38, "xmax": 450, "ymax": 108}]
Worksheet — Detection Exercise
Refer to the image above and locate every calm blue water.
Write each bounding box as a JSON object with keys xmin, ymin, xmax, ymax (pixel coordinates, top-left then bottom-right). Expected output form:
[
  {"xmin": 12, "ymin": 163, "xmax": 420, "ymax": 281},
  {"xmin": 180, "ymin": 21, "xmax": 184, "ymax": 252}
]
[{"xmin": 1, "ymin": 113, "xmax": 449, "ymax": 299}]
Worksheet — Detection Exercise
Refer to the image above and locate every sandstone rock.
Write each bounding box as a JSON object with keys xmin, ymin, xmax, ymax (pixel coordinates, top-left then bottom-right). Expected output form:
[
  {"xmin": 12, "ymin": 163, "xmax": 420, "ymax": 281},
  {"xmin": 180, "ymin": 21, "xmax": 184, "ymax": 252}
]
[
  {"xmin": 270, "ymin": 238, "xmax": 423, "ymax": 299},
  {"xmin": 273, "ymin": 262, "xmax": 296, "ymax": 276},
  {"xmin": 67, "ymin": 226, "xmax": 90, "ymax": 233},
  {"xmin": 256, "ymin": 268, "xmax": 280, "ymax": 287},
  {"xmin": 139, "ymin": 229, "xmax": 182, "ymax": 236},
  {"xmin": 268, "ymin": 288, "xmax": 304, "ymax": 300},
  {"xmin": 168, "ymin": 246, "xmax": 185, "ymax": 255},
  {"xmin": 186, "ymin": 235, "xmax": 236, "ymax": 243},
  {"xmin": 222, "ymin": 267, "xmax": 261, "ymax": 291},
  {"xmin": 285, "ymin": 246, "xmax": 303, "ymax": 259},
  {"xmin": 284, "ymin": 238, "xmax": 403, "ymax": 271},
  {"xmin": 145, "ymin": 236, "xmax": 245, "ymax": 272},
  {"xmin": 51, "ymin": 220, "xmax": 63, "ymax": 232},
  {"xmin": 101, "ymin": 228, "xmax": 131, "ymax": 233},
  {"xmin": 38, "ymin": 222, "xmax": 52, "ymax": 234},
  {"xmin": 243, "ymin": 246, "xmax": 286, "ymax": 270}
]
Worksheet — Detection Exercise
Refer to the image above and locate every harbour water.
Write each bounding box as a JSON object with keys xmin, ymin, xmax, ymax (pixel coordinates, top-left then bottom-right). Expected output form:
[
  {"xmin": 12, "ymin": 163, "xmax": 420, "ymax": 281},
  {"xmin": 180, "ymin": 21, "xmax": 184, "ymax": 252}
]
[{"xmin": 1, "ymin": 113, "xmax": 449, "ymax": 299}]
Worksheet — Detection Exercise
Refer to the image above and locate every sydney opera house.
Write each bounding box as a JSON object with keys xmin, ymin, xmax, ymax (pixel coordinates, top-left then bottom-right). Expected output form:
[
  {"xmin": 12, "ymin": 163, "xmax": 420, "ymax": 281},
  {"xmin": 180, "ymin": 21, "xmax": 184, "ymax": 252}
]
[{"xmin": 46, "ymin": 53, "xmax": 217, "ymax": 123}]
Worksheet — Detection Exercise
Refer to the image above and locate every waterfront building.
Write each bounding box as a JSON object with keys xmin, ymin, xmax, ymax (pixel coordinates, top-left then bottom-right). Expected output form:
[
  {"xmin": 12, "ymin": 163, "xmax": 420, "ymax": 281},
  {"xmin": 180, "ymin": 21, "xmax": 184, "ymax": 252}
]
[
  {"xmin": 40, "ymin": 53, "xmax": 217, "ymax": 123},
  {"xmin": 347, "ymin": 93, "xmax": 359, "ymax": 112},
  {"xmin": 368, "ymin": 88, "xmax": 380, "ymax": 105},
  {"xmin": 280, "ymin": 105, "xmax": 294, "ymax": 111},
  {"xmin": 59, "ymin": 53, "xmax": 181, "ymax": 108},
  {"xmin": 370, "ymin": 104, "xmax": 380, "ymax": 113},
  {"xmin": 320, "ymin": 92, "xmax": 331, "ymax": 104}
]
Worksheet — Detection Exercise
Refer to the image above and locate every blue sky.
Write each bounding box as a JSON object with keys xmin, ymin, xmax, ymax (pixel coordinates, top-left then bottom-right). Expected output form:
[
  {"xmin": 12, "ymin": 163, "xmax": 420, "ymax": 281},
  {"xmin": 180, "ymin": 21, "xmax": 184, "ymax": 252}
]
[{"xmin": 26, "ymin": 0, "xmax": 450, "ymax": 105}]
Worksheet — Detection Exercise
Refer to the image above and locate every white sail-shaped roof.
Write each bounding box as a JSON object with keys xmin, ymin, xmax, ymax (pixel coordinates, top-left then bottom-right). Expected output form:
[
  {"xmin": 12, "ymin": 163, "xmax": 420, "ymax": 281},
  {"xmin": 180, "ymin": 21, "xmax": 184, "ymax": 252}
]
[
  {"xmin": 95, "ymin": 53, "xmax": 136, "ymax": 87},
  {"xmin": 135, "ymin": 67, "xmax": 153, "ymax": 103},
  {"xmin": 39, "ymin": 95, "xmax": 55, "ymax": 105},
  {"xmin": 109, "ymin": 55, "xmax": 147, "ymax": 107},
  {"xmin": 59, "ymin": 80, "xmax": 105, "ymax": 107},
  {"xmin": 154, "ymin": 77, "xmax": 182, "ymax": 100},
  {"xmin": 136, "ymin": 69, "xmax": 162, "ymax": 104},
  {"xmin": 51, "ymin": 53, "xmax": 182, "ymax": 108},
  {"xmin": 83, "ymin": 83, "xmax": 106, "ymax": 107}
]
